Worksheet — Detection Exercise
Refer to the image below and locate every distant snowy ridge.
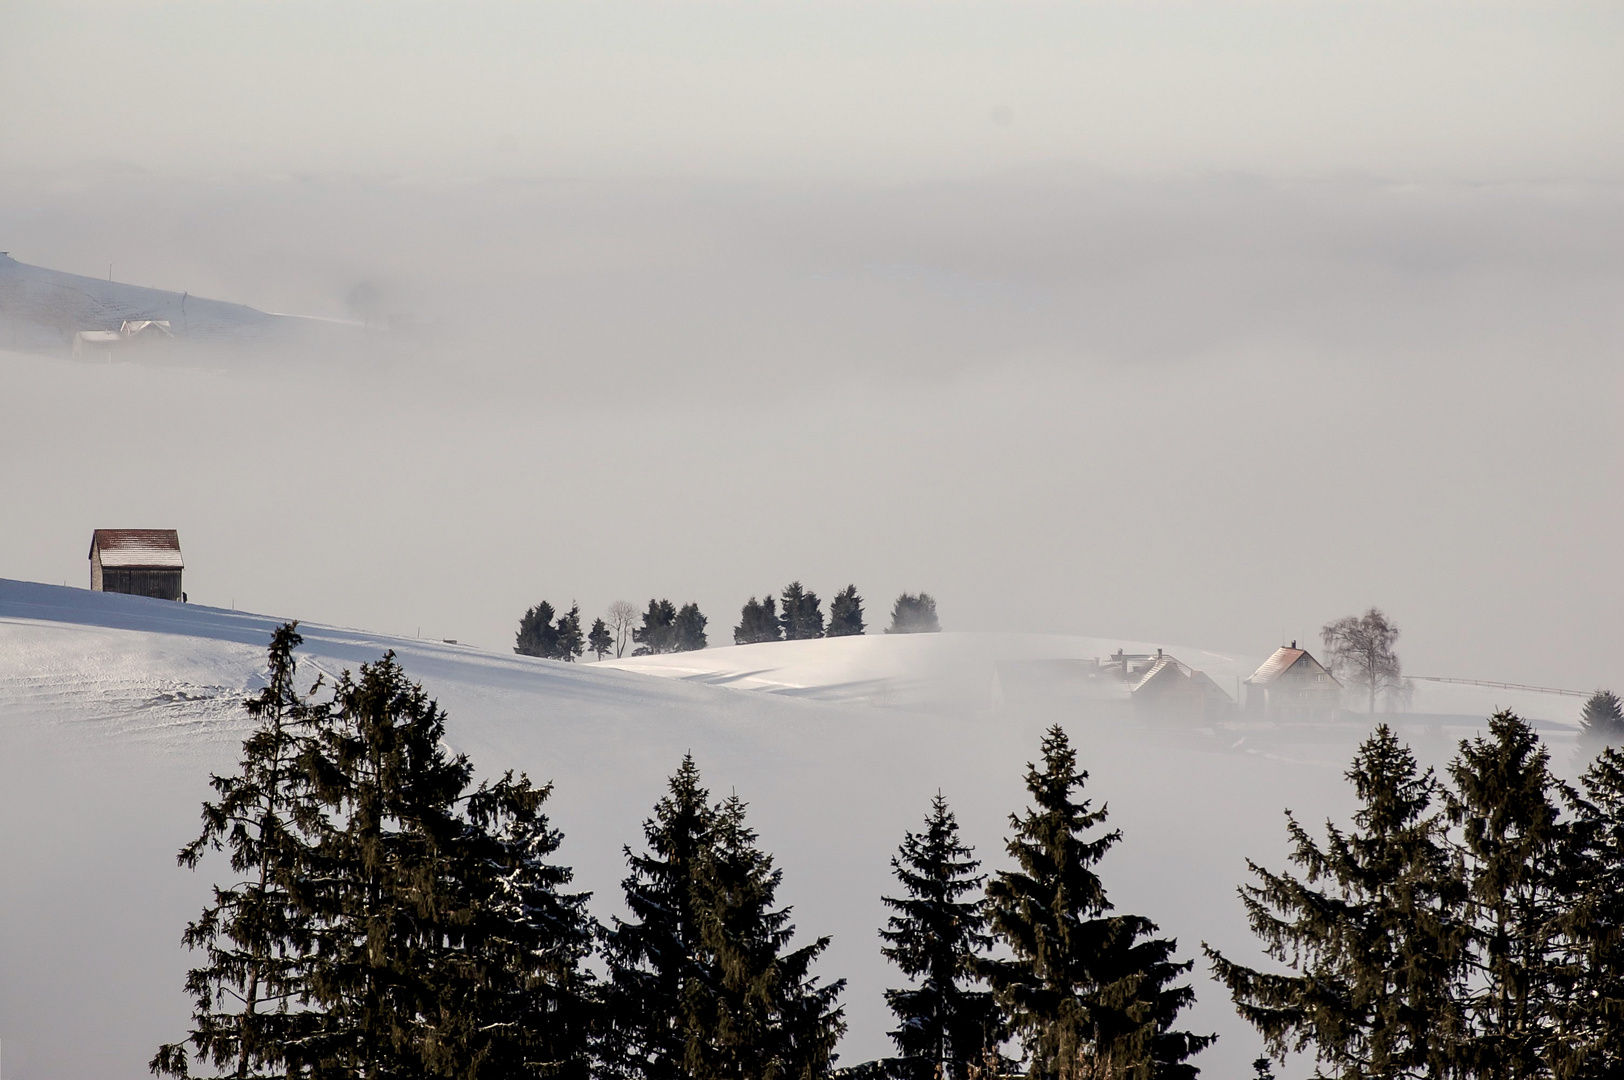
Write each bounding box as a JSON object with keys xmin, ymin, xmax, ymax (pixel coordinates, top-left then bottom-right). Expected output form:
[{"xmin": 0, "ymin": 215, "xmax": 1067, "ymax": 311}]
[{"xmin": 0, "ymin": 253, "xmax": 366, "ymax": 355}]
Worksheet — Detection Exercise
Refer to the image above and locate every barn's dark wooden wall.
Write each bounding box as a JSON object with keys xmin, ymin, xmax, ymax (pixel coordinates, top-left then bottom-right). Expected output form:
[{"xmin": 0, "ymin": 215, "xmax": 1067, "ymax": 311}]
[{"xmin": 98, "ymin": 567, "xmax": 183, "ymax": 601}]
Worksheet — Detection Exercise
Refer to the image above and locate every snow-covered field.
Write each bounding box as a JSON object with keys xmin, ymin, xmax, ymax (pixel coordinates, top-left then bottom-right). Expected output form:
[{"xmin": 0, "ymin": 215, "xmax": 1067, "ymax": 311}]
[{"xmin": 0, "ymin": 578, "xmax": 1582, "ymax": 1079}]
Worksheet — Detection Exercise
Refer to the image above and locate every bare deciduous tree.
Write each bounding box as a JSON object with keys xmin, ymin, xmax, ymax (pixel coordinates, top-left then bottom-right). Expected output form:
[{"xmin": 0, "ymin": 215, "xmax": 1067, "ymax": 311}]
[
  {"xmin": 606, "ymin": 600, "xmax": 638, "ymax": 659},
  {"xmin": 1320, "ymin": 607, "xmax": 1409, "ymax": 712}
]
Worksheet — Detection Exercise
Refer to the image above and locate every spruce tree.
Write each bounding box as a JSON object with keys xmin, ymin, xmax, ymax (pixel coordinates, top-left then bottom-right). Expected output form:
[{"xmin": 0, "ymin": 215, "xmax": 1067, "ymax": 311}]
[
  {"xmin": 556, "ymin": 603, "xmax": 586, "ymax": 662},
  {"xmin": 684, "ymin": 795, "xmax": 846, "ymax": 1080},
  {"xmin": 886, "ymin": 595, "xmax": 940, "ymax": 635},
  {"xmin": 1579, "ymin": 690, "xmax": 1624, "ymax": 747},
  {"xmin": 448, "ymin": 771, "xmax": 598, "ymax": 1079},
  {"xmin": 827, "ymin": 587, "xmax": 866, "ymax": 638},
  {"xmin": 634, "ymin": 600, "xmax": 679, "ymax": 656},
  {"xmin": 517, "ymin": 601, "xmax": 562, "ymax": 658},
  {"xmin": 985, "ymin": 725, "xmax": 1212, "ymax": 1080},
  {"xmin": 1205, "ymin": 725, "xmax": 1469, "ymax": 1080},
  {"xmin": 296, "ymin": 653, "xmax": 479, "ymax": 1076},
  {"xmin": 779, "ymin": 582, "xmax": 826, "ymax": 641},
  {"xmin": 735, "ymin": 597, "xmax": 784, "ymax": 645},
  {"xmin": 674, "ymin": 603, "xmax": 709, "ymax": 652},
  {"xmin": 152, "ymin": 622, "xmax": 325, "ymax": 1080},
  {"xmin": 590, "ymin": 618, "xmax": 615, "ymax": 661},
  {"xmin": 602, "ymin": 756, "xmax": 720, "ymax": 1080},
  {"xmin": 159, "ymin": 640, "xmax": 599, "ymax": 1080},
  {"xmin": 1563, "ymin": 746, "xmax": 1624, "ymax": 1077},
  {"xmin": 299, "ymin": 653, "xmax": 596, "ymax": 1078},
  {"xmin": 880, "ymin": 794, "xmax": 997, "ymax": 1080},
  {"xmin": 1445, "ymin": 711, "xmax": 1580, "ymax": 1080}
]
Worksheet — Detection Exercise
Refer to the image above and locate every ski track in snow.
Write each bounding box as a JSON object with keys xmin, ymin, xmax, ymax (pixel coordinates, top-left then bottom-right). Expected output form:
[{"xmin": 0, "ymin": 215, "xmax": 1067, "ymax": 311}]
[{"xmin": 0, "ymin": 577, "xmax": 1583, "ymax": 1080}]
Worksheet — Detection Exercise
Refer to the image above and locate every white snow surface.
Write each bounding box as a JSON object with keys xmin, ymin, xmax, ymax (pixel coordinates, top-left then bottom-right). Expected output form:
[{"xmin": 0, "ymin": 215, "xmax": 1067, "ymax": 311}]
[{"xmin": 0, "ymin": 578, "xmax": 1582, "ymax": 1080}]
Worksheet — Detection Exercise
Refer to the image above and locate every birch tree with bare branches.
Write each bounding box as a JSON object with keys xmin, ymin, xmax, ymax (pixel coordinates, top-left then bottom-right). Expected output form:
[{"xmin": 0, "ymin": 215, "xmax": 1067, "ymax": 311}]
[
  {"xmin": 1321, "ymin": 608, "xmax": 1409, "ymax": 713},
  {"xmin": 607, "ymin": 600, "xmax": 638, "ymax": 659}
]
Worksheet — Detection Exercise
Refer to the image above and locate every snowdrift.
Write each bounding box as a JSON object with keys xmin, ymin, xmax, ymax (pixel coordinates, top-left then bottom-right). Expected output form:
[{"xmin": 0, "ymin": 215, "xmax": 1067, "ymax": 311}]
[{"xmin": 0, "ymin": 578, "xmax": 1579, "ymax": 1079}]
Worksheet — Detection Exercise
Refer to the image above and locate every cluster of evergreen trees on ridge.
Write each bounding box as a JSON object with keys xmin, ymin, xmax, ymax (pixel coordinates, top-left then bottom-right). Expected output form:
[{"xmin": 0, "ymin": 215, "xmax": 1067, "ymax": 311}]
[
  {"xmin": 628, "ymin": 598, "xmax": 710, "ymax": 655},
  {"xmin": 158, "ymin": 625, "xmax": 1624, "ymax": 1080},
  {"xmin": 736, "ymin": 587, "xmax": 941, "ymax": 644},
  {"xmin": 517, "ymin": 588, "xmax": 943, "ymax": 661},
  {"xmin": 516, "ymin": 599, "xmax": 708, "ymax": 660},
  {"xmin": 516, "ymin": 600, "xmax": 588, "ymax": 660}
]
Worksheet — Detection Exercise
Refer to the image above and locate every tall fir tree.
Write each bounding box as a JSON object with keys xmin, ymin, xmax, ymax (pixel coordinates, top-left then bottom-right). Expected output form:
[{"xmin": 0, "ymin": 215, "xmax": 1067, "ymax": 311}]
[
  {"xmin": 517, "ymin": 601, "xmax": 562, "ymax": 658},
  {"xmin": 880, "ymin": 794, "xmax": 997, "ymax": 1080},
  {"xmin": 984, "ymin": 725, "xmax": 1212, "ymax": 1080},
  {"xmin": 634, "ymin": 600, "xmax": 679, "ymax": 656},
  {"xmin": 779, "ymin": 583, "xmax": 826, "ymax": 641},
  {"xmin": 590, "ymin": 617, "xmax": 615, "ymax": 661},
  {"xmin": 1562, "ymin": 746, "xmax": 1624, "ymax": 1077},
  {"xmin": 827, "ymin": 587, "xmax": 866, "ymax": 638},
  {"xmin": 674, "ymin": 603, "xmax": 709, "ymax": 652},
  {"xmin": 298, "ymin": 653, "xmax": 481, "ymax": 1077},
  {"xmin": 446, "ymin": 771, "xmax": 598, "ymax": 1079},
  {"xmin": 152, "ymin": 622, "xmax": 325, "ymax": 1080},
  {"xmin": 300, "ymin": 652, "xmax": 598, "ymax": 1079},
  {"xmin": 1445, "ymin": 711, "xmax": 1580, "ymax": 1080},
  {"xmin": 1205, "ymin": 725, "xmax": 1469, "ymax": 1080},
  {"xmin": 684, "ymin": 795, "xmax": 846, "ymax": 1080},
  {"xmin": 556, "ymin": 603, "xmax": 586, "ymax": 662},
  {"xmin": 735, "ymin": 597, "xmax": 784, "ymax": 645},
  {"xmin": 601, "ymin": 756, "xmax": 720, "ymax": 1080}
]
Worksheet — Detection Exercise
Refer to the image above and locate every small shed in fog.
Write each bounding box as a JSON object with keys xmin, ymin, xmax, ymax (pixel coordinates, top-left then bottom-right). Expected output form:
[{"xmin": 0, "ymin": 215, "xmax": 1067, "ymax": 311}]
[
  {"xmin": 1244, "ymin": 643, "xmax": 1341, "ymax": 722},
  {"xmin": 120, "ymin": 319, "xmax": 173, "ymax": 346},
  {"xmin": 90, "ymin": 529, "xmax": 184, "ymax": 601},
  {"xmin": 72, "ymin": 329, "xmax": 122, "ymax": 359}
]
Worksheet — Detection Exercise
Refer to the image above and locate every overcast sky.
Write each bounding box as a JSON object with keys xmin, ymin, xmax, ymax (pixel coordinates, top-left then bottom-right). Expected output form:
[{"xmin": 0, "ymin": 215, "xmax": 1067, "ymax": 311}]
[
  {"xmin": 1, "ymin": 1, "xmax": 1620, "ymax": 692},
  {"xmin": 4, "ymin": 1, "xmax": 1623, "ymax": 181}
]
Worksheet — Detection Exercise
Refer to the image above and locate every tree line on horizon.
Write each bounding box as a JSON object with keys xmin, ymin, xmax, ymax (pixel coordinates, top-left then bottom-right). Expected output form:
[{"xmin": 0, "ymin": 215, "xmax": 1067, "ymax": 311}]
[
  {"xmin": 515, "ymin": 588, "xmax": 942, "ymax": 662},
  {"xmin": 156, "ymin": 626, "xmax": 1624, "ymax": 1080}
]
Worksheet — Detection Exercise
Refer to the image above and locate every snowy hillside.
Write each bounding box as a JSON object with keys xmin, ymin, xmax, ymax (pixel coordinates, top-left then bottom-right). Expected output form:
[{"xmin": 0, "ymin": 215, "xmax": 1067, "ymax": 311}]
[
  {"xmin": 601, "ymin": 634, "xmax": 1257, "ymax": 715},
  {"xmin": 0, "ymin": 253, "xmax": 368, "ymax": 356},
  {"xmin": 0, "ymin": 578, "xmax": 1582, "ymax": 1080}
]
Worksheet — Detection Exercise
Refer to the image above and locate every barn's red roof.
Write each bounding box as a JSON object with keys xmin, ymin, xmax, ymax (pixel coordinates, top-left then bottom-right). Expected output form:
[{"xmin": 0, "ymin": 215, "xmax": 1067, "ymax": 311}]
[{"xmin": 90, "ymin": 529, "xmax": 183, "ymax": 568}]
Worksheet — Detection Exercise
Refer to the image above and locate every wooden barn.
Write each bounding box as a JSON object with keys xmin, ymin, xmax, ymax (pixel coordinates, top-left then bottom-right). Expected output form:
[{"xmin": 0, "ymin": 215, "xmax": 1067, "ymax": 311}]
[
  {"xmin": 89, "ymin": 529, "xmax": 184, "ymax": 601},
  {"xmin": 1244, "ymin": 643, "xmax": 1341, "ymax": 722}
]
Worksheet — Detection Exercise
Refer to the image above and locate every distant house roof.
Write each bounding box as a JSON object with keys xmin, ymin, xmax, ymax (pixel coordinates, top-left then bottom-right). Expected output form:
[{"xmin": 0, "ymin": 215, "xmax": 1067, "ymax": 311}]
[
  {"xmin": 90, "ymin": 529, "xmax": 183, "ymax": 568},
  {"xmin": 1246, "ymin": 645, "xmax": 1338, "ymax": 686},
  {"xmin": 1130, "ymin": 656, "xmax": 1234, "ymax": 703},
  {"xmin": 121, "ymin": 319, "xmax": 172, "ymax": 337},
  {"xmin": 74, "ymin": 330, "xmax": 122, "ymax": 344},
  {"xmin": 1130, "ymin": 656, "xmax": 1187, "ymax": 693}
]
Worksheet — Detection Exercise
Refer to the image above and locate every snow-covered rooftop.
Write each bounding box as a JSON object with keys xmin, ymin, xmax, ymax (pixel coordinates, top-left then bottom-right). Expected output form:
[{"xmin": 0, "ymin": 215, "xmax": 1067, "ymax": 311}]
[{"xmin": 90, "ymin": 528, "xmax": 183, "ymax": 568}]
